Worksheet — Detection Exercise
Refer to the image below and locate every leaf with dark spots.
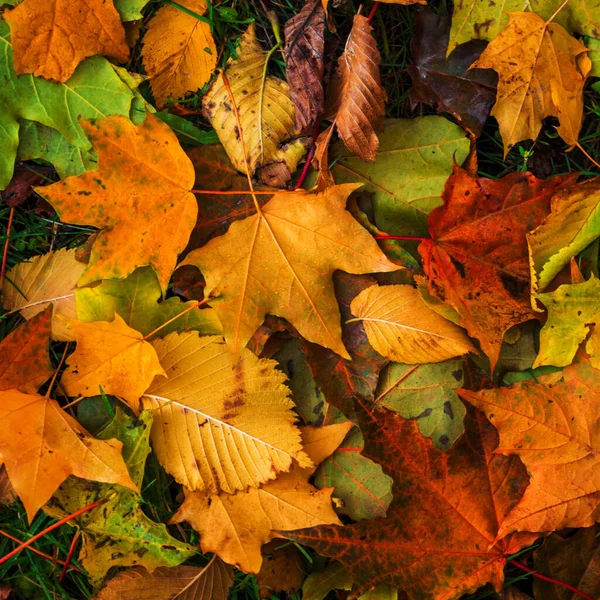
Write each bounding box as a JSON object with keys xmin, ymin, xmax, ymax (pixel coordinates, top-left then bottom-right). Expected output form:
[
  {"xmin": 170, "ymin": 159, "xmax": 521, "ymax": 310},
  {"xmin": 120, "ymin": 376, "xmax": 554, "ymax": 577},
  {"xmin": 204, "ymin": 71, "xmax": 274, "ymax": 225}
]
[
  {"xmin": 408, "ymin": 8, "xmax": 497, "ymax": 136},
  {"xmin": 284, "ymin": 0, "xmax": 326, "ymax": 133},
  {"xmin": 419, "ymin": 165, "xmax": 576, "ymax": 372}
]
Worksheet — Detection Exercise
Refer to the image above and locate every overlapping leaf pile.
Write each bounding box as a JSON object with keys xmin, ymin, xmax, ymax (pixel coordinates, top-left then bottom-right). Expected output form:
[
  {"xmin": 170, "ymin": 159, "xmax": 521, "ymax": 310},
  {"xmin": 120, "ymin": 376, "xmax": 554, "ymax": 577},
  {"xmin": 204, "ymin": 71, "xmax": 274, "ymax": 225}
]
[{"xmin": 2, "ymin": 0, "xmax": 600, "ymax": 598}]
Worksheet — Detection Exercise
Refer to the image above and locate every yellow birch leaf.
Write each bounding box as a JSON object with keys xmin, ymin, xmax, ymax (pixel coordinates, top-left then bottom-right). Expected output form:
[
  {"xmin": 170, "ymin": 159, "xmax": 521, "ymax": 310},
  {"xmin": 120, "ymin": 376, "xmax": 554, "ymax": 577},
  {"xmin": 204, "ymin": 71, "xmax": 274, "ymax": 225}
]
[
  {"xmin": 142, "ymin": 332, "xmax": 311, "ymax": 494},
  {"xmin": 349, "ymin": 284, "xmax": 475, "ymax": 363},
  {"xmin": 4, "ymin": 0, "xmax": 129, "ymax": 82},
  {"xmin": 141, "ymin": 0, "xmax": 217, "ymax": 108},
  {"xmin": 62, "ymin": 314, "xmax": 166, "ymax": 409},
  {"xmin": 202, "ymin": 23, "xmax": 308, "ymax": 186},
  {"xmin": 2, "ymin": 248, "xmax": 86, "ymax": 342},
  {"xmin": 472, "ymin": 12, "xmax": 590, "ymax": 154}
]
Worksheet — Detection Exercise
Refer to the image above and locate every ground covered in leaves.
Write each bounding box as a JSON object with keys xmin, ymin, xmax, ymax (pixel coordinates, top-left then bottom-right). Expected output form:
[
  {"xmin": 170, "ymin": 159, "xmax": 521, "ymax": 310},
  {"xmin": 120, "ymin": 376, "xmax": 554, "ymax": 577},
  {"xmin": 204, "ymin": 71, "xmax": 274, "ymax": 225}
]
[{"xmin": 2, "ymin": 0, "xmax": 600, "ymax": 599}]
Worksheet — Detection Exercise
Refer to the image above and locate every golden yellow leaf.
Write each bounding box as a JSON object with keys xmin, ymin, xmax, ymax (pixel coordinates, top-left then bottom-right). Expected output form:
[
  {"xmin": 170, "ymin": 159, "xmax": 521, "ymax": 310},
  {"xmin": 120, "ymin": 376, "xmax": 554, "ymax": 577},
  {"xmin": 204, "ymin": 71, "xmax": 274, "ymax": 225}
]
[
  {"xmin": 4, "ymin": 0, "xmax": 129, "ymax": 82},
  {"xmin": 62, "ymin": 314, "xmax": 165, "ymax": 409},
  {"xmin": 472, "ymin": 12, "xmax": 591, "ymax": 154},
  {"xmin": 181, "ymin": 185, "xmax": 399, "ymax": 359},
  {"xmin": 2, "ymin": 248, "xmax": 86, "ymax": 342},
  {"xmin": 37, "ymin": 114, "xmax": 198, "ymax": 293},
  {"xmin": 142, "ymin": 332, "xmax": 310, "ymax": 494},
  {"xmin": 0, "ymin": 390, "xmax": 135, "ymax": 521},
  {"xmin": 202, "ymin": 23, "xmax": 308, "ymax": 186},
  {"xmin": 141, "ymin": 0, "xmax": 217, "ymax": 108},
  {"xmin": 349, "ymin": 284, "xmax": 475, "ymax": 363},
  {"xmin": 170, "ymin": 423, "xmax": 349, "ymax": 573}
]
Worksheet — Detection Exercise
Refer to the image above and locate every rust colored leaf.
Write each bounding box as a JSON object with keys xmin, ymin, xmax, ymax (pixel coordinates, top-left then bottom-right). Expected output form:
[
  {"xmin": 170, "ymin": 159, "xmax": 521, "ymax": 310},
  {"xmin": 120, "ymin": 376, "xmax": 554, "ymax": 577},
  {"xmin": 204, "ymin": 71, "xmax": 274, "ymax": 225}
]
[
  {"xmin": 4, "ymin": 0, "xmax": 129, "ymax": 82},
  {"xmin": 408, "ymin": 8, "xmax": 497, "ymax": 136},
  {"xmin": 284, "ymin": 0, "xmax": 326, "ymax": 133},
  {"xmin": 284, "ymin": 402, "xmax": 534, "ymax": 599},
  {"xmin": 418, "ymin": 165, "xmax": 576, "ymax": 372}
]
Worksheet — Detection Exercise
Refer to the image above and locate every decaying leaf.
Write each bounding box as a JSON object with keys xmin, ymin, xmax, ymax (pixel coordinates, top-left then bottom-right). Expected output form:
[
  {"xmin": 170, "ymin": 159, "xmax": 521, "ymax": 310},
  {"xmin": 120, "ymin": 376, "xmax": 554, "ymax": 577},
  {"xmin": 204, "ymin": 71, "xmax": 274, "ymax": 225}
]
[
  {"xmin": 141, "ymin": 0, "xmax": 217, "ymax": 108},
  {"xmin": 181, "ymin": 185, "xmax": 399, "ymax": 360},
  {"xmin": 349, "ymin": 284, "xmax": 475, "ymax": 364},
  {"xmin": 471, "ymin": 12, "xmax": 591, "ymax": 154},
  {"xmin": 202, "ymin": 23, "xmax": 307, "ymax": 187},
  {"xmin": 256, "ymin": 541, "xmax": 306, "ymax": 598},
  {"xmin": 2, "ymin": 248, "xmax": 86, "ymax": 341},
  {"xmin": 143, "ymin": 332, "xmax": 310, "ymax": 494},
  {"xmin": 37, "ymin": 113, "xmax": 197, "ymax": 292}
]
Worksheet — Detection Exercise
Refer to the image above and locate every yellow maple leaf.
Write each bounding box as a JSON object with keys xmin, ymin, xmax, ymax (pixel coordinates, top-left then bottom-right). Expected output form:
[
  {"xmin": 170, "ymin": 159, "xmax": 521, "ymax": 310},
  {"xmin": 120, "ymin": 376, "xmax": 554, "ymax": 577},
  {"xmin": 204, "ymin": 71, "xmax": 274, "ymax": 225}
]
[
  {"xmin": 181, "ymin": 185, "xmax": 400, "ymax": 359},
  {"xmin": 4, "ymin": 0, "xmax": 129, "ymax": 82},
  {"xmin": 37, "ymin": 113, "xmax": 198, "ymax": 292},
  {"xmin": 141, "ymin": 0, "xmax": 217, "ymax": 108},
  {"xmin": 472, "ymin": 11, "xmax": 591, "ymax": 154}
]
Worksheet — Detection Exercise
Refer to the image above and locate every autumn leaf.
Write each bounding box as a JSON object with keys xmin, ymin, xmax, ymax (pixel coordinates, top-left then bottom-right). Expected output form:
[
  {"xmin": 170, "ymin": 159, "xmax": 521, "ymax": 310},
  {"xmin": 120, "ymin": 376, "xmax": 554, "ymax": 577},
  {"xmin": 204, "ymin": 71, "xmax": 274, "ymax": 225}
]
[
  {"xmin": 202, "ymin": 23, "xmax": 308, "ymax": 187},
  {"xmin": 460, "ymin": 354, "xmax": 600, "ymax": 536},
  {"xmin": 181, "ymin": 185, "xmax": 399, "ymax": 360},
  {"xmin": 0, "ymin": 466, "xmax": 15, "ymax": 504},
  {"xmin": 471, "ymin": 12, "xmax": 591, "ymax": 154},
  {"xmin": 142, "ymin": 332, "xmax": 310, "ymax": 493},
  {"xmin": 96, "ymin": 557, "xmax": 234, "ymax": 600},
  {"xmin": 349, "ymin": 284, "xmax": 475, "ymax": 363},
  {"xmin": 4, "ymin": 0, "xmax": 128, "ymax": 82},
  {"xmin": 61, "ymin": 314, "xmax": 166, "ymax": 408},
  {"xmin": 170, "ymin": 423, "xmax": 349, "ymax": 573},
  {"xmin": 407, "ymin": 9, "xmax": 497, "ymax": 136},
  {"xmin": 256, "ymin": 541, "xmax": 306, "ymax": 599},
  {"xmin": 419, "ymin": 165, "xmax": 576, "ymax": 372},
  {"xmin": 45, "ymin": 409, "xmax": 195, "ymax": 580},
  {"xmin": 2, "ymin": 248, "xmax": 85, "ymax": 341},
  {"xmin": 284, "ymin": 0, "xmax": 326, "ymax": 133},
  {"xmin": 141, "ymin": 0, "xmax": 217, "ymax": 108},
  {"xmin": 114, "ymin": 0, "xmax": 150, "ymax": 21},
  {"xmin": 37, "ymin": 113, "xmax": 197, "ymax": 292},
  {"xmin": 284, "ymin": 401, "xmax": 534, "ymax": 599}
]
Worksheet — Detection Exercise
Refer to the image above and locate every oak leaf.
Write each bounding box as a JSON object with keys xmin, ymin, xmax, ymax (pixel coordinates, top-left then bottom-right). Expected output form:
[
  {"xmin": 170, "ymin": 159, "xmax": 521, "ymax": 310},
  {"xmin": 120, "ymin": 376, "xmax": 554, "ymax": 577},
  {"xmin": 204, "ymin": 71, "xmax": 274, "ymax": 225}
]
[
  {"xmin": 285, "ymin": 401, "xmax": 534, "ymax": 599},
  {"xmin": 418, "ymin": 166, "xmax": 576, "ymax": 372},
  {"xmin": 349, "ymin": 284, "xmax": 475, "ymax": 364},
  {"xmin": 96, "ymin": 557, "xmax": 234, "ymax": 600},
  {"xmin": 4, "ymin": 0, "xmax": 129, "ymax": 82},
  {"xmin": 460, "ymin": 354, "xmax": 600, "ymax": 536},
  {"xmin": 37, "ymin": 113, "xmax": 198, "ymax": 292},
  {"xmin": 471, "ymin": 12, "xmax": 591, "ymax": 154},
  {"xmin": 143, "ymin": 332, "xmax": 310, "ymax": 494},
  {"xmin": 3, "ymin": 248, "xmax": 85, "ymax": 341},
  {"xmin": 202, "ymin": 23, "xmax": 307, "ymax": 187},
  {"xmin": 284, "ymin": 0, "xmax": 326, "ymax": 133},
  {"xmin": 170, "ymin": 423, "xmax": 349, "ymax": 573},
  {"xmin": 62, "ymin": 314, "xmax": 166, "ymax": 408},
  {"xmin": 181, "ymin": 185, "xmax": 399, "ymax": 360},
  {"xmin": 141, "ymin": 0, "xmax": 217, "ymax": 108}
]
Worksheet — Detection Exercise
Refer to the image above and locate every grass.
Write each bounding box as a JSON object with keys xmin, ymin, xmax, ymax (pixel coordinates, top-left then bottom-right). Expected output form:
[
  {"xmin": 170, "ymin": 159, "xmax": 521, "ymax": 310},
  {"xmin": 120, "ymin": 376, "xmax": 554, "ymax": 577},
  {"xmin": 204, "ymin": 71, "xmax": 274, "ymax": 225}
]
[{"xmin": 1, "ymin": 0, "xmax": 600, "ymax": 598}]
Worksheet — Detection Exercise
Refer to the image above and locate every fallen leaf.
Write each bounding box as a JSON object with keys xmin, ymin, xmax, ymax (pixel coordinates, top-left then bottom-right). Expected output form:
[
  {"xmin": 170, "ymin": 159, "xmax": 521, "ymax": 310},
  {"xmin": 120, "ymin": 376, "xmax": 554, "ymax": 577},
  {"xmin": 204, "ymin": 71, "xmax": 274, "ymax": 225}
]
[
  {"xmin": 419, "ymin": 166, "xmax": 576, "ymax": 372},
  {"xmin": 349, "ymin": 284, "xmax": 475, "ymax": 364},
  {"xmin": 2, "ymin": 248, "xmax": 86, "ymax": 341},
  {"xmin": 143, "ymin": 332, "xmax": 310, "ymax": 493},
  {"xmin": 302, "ymin": 562, "xmax": 352, "ymax": 600},
  {"xmin": 62, "ymin": 314, "xmax": 166, "ymax": 408},
  {"xmin": 95, "ymin": 557, "xmax": 234, "ymax": 600},
  {"xmin": 37, "ymin": 113, "xmax": 198, "ymax": 292},
  {"xmin": 329, "ymin": 117, "xmax": 469, "ymax": 236},
  {"xmin": 407, "ymin": 9, "xmax": 497, "ymax": 136},
  {"xmin": 4, "ymin": 0, "xmax": 128, "ymax": 82},
  {"xmin": 527, "ymin": 178, "xmax": 600, "ymax": 294},
  {"xmin": 256, "ymin": 541, "xmax": 306, "ymax": 598},
  {"xmin": 141, "ymin": 0, "xmax": 217, "ymax": 108},
  {"xmin": 114, "ymin": 0, "xmax": 150, "ymax": 21},
  {"xmin": 76, "ymin": 266, "xmax": 222, "ymax": 338},
  {"xmin": 1, "ymin": 166, "xmax": 46, "ymax": 207},
  {"xmin": 181, "ymin": 185, "xmax": 399, "ymax": 360},
  {"xmin": 202, "ymin": 23, "xmax": 307, "ymax": 187},
  {"xmin": 375, "ymin": 359, "xmax": 467, "ymax": 449},
  {"xmin": 0, "ymin": 306, "xmax": 53, "ymax": 394},
  {"xmin": 460, "ymin": 354, "xmax": 600, "ymax": 536},
  {"xmin": 284, "ymin": 402, "xmax": 534, "ymax": 599},
  {"xmin": 471, "ymin": 12, "xmax": 591, "ymax": 154},
  {"xmin": 284, "ymin": 0, "xmax": 326, "ymax": 133},
  {"xmin": 0, "ymin": 466, "xmax": 15, "ymax": 503},
  {"xmin": 45, "ymin": 409, "xmax": 194, "ymax": 580}
]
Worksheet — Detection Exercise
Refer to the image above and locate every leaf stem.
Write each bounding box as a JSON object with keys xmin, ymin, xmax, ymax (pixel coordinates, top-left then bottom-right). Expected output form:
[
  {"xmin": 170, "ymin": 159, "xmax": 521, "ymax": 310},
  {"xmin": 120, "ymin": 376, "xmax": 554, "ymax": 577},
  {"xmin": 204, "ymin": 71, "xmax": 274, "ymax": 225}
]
[
  {"xmin": 576, "ymin": 142, "xmax": 600, "ymax": 172},
  {"xmin": 0, "ymin": 206, "xmax": 14, "ymax": 291},
  {"xmin": 367, "ymin": 2, "xmax": 380, "ymax": 24},
  {"xmin": 545, "ymin": 0, "xmax": 570, "ymax": 24},
  {"xmin": 141, "ymin": 298, "xmax": 209, "ymax": 341},
  {"xmin": 45, "ymin": 343, "xmax": 71, "ymax": 400},
  {"xmin": 58, "ymin": 528, "xmax": 81, "ymax": 583},
  {"xmin": 0, "ymin": 528, "xmax": 78, "ymax": 570}
]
